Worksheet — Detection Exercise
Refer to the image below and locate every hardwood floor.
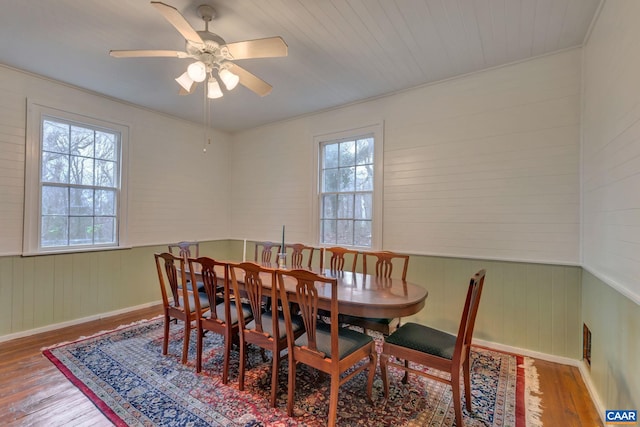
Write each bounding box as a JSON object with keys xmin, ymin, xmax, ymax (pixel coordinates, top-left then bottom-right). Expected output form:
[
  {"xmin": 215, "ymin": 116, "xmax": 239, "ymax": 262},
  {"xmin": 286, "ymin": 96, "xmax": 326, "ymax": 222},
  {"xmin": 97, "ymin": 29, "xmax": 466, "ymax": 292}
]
[{"xmin": 0, "ymin": 305, "xmax": 603, "ymax": 426}]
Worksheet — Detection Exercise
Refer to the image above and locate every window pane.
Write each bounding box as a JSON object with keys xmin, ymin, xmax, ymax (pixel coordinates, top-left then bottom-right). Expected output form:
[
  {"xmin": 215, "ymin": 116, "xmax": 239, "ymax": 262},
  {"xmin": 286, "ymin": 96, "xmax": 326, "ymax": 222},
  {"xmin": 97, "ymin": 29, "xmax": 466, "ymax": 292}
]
[
  {"xmin": 322, "ymin": 194, "xmax": 337, "ymax": 219},
  {"xmin": 356, "ymin": 138, "xmax": 374, "ymax": 165},
  {"xmin": 337, "ymin": 193, "xmax": 353, "ymax": 218},
  {"xmin": 355, "ymin": 165, "xmax": 373, "ymax": 191},
  {"xmin": 94, "ymin": 217, "xmax": 116, "ymax": 244},
  {"xmin": 96, "ymin": 131, "xmax": 117, "ymax": 161},
  {"xmin": 42, "ymin": 186, "xmax": 68, "ymax": 215},
  {"xmin": 70, "ymin": 188, "xmax": 94, "ymax": 215},
  {"xmin": 355, "ymin": 193, "xmax": 372, "ymax": 219},
  {"xmin": 69, "ymin": 216, "xmax": 94, "ymax": 245},
  {"xmin": 96, "ymin": 159, "xmax": 116, "ymax": 187},
  {"xmin": 337, "ymin": 219, "xmax": 354, "ymax": 245},
  {"xmin": 339, "ymin": 140, "xmax": 355, "ymax": 166},
  {"xmin": 71, "ymin": 126, "xmax": 94, "ymax": 157},
  {"xmin": 339, "ymin": 167, "xmax": 355, "ymax": 192},
  {"xmin": 323, "ymin": 169, "xmax": 339, "ymax": 192},
  {"xmin": 43, "ymin": 120, "xmax": 69, "ymax": 154},
  {"xmin": 354, "ymin": 220, "xmax": 371, "ymax": 247},
  {"xmin": 41, "ymin": 216, "xmax": 68, "ymax": 247},
  {"xmin": 322, "ymin": 219, "xmax": 336, "ymax": 244},
  {"xmin": 69, "ymin": 155, "xmax": 94, "ymax": 185},
  {"xmin": 323, "ymin": 143, "xmax": 339, "ymax": 168},
  {"xmin": 42, "ymin": 152, "xmax": 69, "ymax": 183},
  {"xmin": 95, "ymin": 189, "xmax": 116, "ymax": 215}
]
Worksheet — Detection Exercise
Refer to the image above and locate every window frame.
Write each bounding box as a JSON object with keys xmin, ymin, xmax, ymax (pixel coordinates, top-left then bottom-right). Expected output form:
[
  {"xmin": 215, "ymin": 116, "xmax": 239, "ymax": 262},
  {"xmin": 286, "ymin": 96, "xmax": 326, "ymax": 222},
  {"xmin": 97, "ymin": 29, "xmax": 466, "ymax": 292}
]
[
  {"xmin": 313, "ymin": 123, "xmax": 383, "ymax": 250},
  {"xmin": 23, "ymin": 99, "xmax": 129, "ymax": 255}
]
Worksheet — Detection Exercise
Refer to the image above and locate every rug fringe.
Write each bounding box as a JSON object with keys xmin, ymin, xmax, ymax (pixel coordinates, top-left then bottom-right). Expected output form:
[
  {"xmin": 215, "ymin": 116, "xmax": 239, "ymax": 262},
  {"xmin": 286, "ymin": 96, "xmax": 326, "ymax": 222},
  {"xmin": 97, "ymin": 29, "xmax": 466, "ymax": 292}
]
[
  {"xmin": 40, "ymin": 315, "xmax": 162, "ymax": 352},
  {"xmin": 521, "ymin": 357, "xmax": 544, "ymax": 427}
]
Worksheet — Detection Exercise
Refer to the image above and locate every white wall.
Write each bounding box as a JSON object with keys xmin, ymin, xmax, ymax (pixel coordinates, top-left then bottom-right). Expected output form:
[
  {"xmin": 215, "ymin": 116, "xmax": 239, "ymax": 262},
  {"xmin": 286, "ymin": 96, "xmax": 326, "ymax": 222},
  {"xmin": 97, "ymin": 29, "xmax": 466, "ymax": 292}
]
[
  {"xmin": 230, "ymin": 49, "xmax": 581, "ymax": 265},
  {"xmin": 582, "ymin": 0, "xmax": 640, "ymax": 304},
  {"xmin": 0, "ymin": 64, "xmax": 231, "ymax": 255}
]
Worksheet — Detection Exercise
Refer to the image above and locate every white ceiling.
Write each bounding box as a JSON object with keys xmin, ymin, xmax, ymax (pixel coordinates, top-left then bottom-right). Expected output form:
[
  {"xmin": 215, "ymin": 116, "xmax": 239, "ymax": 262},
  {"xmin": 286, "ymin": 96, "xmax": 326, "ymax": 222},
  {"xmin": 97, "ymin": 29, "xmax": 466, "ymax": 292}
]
[{"xmin": 0, "ymin": 0, "xmax": 601, "ymax": 132}]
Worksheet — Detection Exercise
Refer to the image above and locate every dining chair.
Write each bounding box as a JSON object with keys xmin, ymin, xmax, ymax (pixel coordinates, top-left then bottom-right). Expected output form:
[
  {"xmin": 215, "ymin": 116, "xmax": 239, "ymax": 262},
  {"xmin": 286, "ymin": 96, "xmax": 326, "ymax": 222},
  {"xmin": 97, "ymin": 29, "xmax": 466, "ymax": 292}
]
[
  {"xmin": 277, "ymin": 269, "xmax": 377, "ymax": 426},
  {"xmin": 284, "ymin": 243, "xmax": 315, "ymax": 268},
  {"xmin": 169, "ymin": 241, "xmax": 203, "ymax": 291},
  {"xmin": 341, "ymin": 250, "xmax": 410, "ymax": 336},
  {"xmin": 254, "ymin": 241, "xmax": 281, "ymax": 264},
  {"xmin": 324, "ymin": 246, "xmax": 359, "ymax": 272},
  {"xmin": 188, "ymin": 256, "xmax": 252, "ymax": 384},
  {"xmin": 229, "ymin": 261, "xmax": 305, "ymax": 408},
  {"xmin": 154, "ymin": 252, "xmax": 209, "ymax": 364},
  {"xmin": 380, "ymin": 269, "xmax": 486, "ymax": 427},
  {"xmin": 168, "ymin": 241, "xmax": 199, "ymax": 260}
]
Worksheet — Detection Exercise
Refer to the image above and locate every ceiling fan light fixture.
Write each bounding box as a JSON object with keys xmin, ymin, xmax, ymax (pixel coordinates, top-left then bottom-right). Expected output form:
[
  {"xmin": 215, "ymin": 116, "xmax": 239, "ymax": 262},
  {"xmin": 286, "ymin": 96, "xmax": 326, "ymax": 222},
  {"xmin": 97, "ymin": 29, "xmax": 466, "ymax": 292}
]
[
  {"xmin": 219, "ymin": 68, "xmax": 240, "ymax": 90},
  {"xmin": 175, "ymin": 71, "xmax": 195, "ymax": 92},
  {"xmin": 207, "ymin": 77, "xmax": 223, "ymax": 99},
  {"xmin": 187, "ymin": 61, "xmax": 207, "ymax": 82}
]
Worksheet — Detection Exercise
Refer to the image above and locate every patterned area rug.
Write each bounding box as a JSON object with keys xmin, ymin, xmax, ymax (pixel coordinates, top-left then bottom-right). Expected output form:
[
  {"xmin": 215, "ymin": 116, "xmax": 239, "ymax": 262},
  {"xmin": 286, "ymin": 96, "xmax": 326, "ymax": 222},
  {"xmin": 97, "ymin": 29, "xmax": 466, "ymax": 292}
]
[{"xmin": 43, "ymin": 318, "xmax": 542, "ymax": 426}]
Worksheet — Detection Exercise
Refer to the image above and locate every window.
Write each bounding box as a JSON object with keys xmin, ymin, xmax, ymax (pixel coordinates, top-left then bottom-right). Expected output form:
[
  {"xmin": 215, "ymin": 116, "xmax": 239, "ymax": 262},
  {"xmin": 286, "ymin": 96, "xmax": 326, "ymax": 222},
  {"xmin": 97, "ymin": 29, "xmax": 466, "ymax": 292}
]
[
  {"xmin": 315, "ymin": 124, "xmax": 383, "ymax": 249},
  {"xmin": 24, "ymin": 101, "xmax": 128, "ymax": 254}
]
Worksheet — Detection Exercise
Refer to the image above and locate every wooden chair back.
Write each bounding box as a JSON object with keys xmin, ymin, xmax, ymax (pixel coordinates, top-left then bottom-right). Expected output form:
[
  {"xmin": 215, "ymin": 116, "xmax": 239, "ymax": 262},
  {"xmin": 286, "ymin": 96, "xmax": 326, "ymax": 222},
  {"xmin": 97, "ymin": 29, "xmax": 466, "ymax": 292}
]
[
  {"xmin": 284, "ymin": 243, "xmax": 315, "ymax": 268},
  {"xmin": 324, "ymin": 246, "xmax": 359, "ymax": 272},
  {"xmin": 362, "ymin": 250, "xmax": 409, "ymax": 280},
  {"xmin": 168, "ymin": 241, "xmax": 199, "ymax": 261},
  {"xmin": 253, "ymin": 241, "xmax": 281, "ymax": 264}
]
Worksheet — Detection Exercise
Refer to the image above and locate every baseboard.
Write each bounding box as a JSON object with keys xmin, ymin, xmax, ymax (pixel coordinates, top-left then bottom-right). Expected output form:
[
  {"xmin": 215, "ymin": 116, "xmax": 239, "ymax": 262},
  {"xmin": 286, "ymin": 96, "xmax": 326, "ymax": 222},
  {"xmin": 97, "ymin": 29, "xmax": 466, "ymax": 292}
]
[
  {"xmin": 0, "ymin": 300, "xmax": 162, "ymax": 343},
  {"xmin": 473, "ymin": 338, "xmax": 605, "ymax": 425}
]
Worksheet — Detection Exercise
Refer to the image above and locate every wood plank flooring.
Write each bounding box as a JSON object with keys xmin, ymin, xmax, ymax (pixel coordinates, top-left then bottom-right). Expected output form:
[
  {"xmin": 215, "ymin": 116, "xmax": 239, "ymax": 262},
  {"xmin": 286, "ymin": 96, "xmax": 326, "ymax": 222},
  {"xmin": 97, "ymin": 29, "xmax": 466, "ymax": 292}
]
[{"xmin": 0, "ymin": 304, "xmax": 603, "ymax": 426}]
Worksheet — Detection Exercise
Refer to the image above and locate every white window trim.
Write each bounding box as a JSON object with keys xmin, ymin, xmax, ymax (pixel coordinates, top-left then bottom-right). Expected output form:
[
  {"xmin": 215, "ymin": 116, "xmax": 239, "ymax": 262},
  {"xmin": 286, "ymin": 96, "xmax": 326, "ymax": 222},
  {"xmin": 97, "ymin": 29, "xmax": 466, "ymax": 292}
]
[
  {"xmin": 312, "ymin": 122, "xmax": 384, "ymax": 250},
  {"xmin": 23, "ymin": 99, "xmax": 130, "ymax": 255}
]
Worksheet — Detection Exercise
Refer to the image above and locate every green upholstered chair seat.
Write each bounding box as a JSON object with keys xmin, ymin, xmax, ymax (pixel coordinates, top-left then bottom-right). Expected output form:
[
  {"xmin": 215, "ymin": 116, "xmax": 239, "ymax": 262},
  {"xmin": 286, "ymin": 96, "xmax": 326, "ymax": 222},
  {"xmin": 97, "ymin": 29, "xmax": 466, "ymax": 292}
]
[
  {"xmin": 385, "ymin": 322, "xmax": 456, "ymax": 360},
  {"xmin": 246, "ymin": 311, "xmax": 304, "ymax": 339},
  {"xmin": 206, "ymin": 302, "xmax": 252, "ymax": 325},
  {"xmin": 295, "ymin": 323, "xmax": 374, "ymax": 359}
]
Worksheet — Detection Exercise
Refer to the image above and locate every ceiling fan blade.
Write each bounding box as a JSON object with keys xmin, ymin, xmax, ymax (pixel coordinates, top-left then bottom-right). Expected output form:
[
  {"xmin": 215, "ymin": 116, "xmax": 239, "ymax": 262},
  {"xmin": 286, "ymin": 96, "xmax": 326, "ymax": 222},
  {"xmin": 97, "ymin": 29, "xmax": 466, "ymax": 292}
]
[
  {"xmin": 228, "ymin": 63, "xmax": 273, "ymax": 97},
  {"xmin": 225, "ymin": 37, "xmax": 288, "ymax": 60},
  {"xmin": 110, "ymin": 49, "xmax": 189, "ymax": 58},
  {"xmin": 151, "ymin": 1, "xmax": 203, "ymax": 45}
]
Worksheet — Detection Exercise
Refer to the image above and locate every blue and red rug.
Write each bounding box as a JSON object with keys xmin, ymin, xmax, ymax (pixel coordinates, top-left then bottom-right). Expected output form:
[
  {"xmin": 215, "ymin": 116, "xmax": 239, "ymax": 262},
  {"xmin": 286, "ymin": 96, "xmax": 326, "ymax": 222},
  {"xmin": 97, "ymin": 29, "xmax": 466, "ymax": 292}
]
[{"xmin": 43, "ymin": 318, "xmax": 541, "ymax": 426}]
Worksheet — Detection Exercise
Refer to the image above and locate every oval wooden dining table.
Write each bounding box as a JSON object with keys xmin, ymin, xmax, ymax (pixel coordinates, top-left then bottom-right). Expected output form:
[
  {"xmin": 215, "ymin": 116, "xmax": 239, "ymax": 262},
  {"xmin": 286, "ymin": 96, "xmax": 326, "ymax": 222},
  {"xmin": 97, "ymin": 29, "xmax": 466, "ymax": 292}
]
[
  {"xmin": 275, "ymin": 268, "xmax": 428, "ymax": 319},
  {"xmin": 194, "ymin": 262, "xmax": 429, "ymax": 319}
]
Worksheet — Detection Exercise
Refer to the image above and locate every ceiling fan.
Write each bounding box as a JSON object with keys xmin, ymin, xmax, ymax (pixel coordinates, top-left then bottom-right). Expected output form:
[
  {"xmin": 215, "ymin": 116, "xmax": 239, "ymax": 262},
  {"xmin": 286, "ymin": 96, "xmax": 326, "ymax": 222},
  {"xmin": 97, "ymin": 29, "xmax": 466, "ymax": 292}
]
[{"xmin": 109, "ymin": 1, "xmax": 287, "ymax": 99}]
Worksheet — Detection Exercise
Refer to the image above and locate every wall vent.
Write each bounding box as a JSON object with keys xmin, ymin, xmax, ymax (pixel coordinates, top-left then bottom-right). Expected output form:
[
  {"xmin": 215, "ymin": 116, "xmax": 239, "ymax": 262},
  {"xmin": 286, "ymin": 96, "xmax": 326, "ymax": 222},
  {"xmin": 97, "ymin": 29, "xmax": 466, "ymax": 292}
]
[{"xmin": 583, "ymin": 323, "xmax": 592, "ymax": 367}]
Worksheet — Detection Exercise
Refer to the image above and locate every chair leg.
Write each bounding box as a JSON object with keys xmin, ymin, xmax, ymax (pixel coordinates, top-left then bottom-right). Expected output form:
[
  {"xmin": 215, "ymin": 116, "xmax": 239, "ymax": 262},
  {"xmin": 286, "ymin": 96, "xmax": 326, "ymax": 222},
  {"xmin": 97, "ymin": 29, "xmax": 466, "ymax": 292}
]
[
  {"xmin": 366, "ymin": 347, "xmax": 378, "ymax": 403},
  {"xmin": 162, "ymin": 315, "xmax": 170, "ymax": 355},
  {"xmin": 380, "ymin": 353, "xmax": 390, "ymax": 399},
  {"xmin": 287, "ymin": 354, "xmax": 296, "ymax": 417},
  {"xmin": 451, "ymin": 369, "xmax": 464, "ymax": 427},
  {"xmin": 238, "ymin": 340, "xmax": 247, "ymax": 391},
  {"xmin": 402, "ymin": 359, "xmax": 409, "ymax": 384},
  {"xmin": 270, "ymin": 350, "xmax": 280, "ymax": 407},
  {"xmin": 463, "ymin": 357, "xmax": 472, "ymax": 411},
  {"xmin": 222, "ymin": 332, "xmax": 232, "ymax": 385},
  {"xmin": 196, "ymin": 324, "xmax": 203, "ymax": 373},
  {"xmin": 181, "ymin": 321, "xmax": 190, "ymax": 364},
  {"xmin": 328, "ymin": 374, "xmax": 340, "ymax": 427}
]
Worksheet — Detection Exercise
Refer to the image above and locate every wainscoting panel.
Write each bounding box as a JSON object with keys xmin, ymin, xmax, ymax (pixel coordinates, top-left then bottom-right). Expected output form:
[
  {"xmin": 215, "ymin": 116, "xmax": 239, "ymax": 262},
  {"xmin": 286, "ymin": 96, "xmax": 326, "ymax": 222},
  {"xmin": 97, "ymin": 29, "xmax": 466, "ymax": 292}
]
[{"xmin": 0, "ymin": 241, "xmax": 232, "ymax": 339}]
